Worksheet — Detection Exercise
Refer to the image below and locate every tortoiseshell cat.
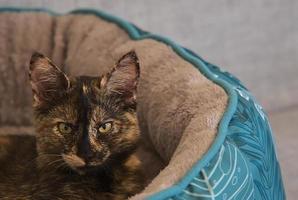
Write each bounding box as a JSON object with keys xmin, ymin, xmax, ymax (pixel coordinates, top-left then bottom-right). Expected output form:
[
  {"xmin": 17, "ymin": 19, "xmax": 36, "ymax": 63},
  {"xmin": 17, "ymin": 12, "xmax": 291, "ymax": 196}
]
[{"xmin": 0, "ymin": 51, "xmax": 143, "ymax": 199}]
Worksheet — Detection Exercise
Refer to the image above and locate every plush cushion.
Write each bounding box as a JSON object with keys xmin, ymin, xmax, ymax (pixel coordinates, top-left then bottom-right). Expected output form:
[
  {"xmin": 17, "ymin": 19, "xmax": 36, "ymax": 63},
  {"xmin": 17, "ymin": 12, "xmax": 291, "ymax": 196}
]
[{"xmin": 0, "ymin": 8, "xmax": 285, "ymax": 200}]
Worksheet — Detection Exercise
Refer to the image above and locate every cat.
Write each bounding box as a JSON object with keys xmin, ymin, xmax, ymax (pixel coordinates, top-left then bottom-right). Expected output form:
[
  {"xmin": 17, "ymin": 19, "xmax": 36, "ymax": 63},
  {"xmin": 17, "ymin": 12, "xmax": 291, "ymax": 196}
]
[{"xmin": 0, "ymin": 51, "xmax": 144, "ymax": 200}]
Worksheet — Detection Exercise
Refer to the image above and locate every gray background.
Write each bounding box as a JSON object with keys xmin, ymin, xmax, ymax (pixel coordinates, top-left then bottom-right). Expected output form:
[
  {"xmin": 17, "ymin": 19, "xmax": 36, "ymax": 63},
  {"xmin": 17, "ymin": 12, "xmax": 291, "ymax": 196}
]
[{"xmin": 0, "ymin": 0, "xmax": 297, "ymax": 198}]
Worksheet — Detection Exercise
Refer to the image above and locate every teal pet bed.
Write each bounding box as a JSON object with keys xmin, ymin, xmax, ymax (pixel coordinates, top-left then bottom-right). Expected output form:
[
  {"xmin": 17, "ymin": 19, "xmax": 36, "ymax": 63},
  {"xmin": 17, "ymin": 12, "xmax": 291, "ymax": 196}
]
[{"xmin": 0, "ymin": 8, "xmax": 285, "ymax": 200}]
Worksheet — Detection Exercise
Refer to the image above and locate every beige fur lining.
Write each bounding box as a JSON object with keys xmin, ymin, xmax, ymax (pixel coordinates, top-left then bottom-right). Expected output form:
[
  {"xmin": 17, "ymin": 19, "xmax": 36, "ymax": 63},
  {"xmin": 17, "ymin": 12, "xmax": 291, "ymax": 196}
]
[{"xmin": 0, "ymin": 12, "xmax": 228, "ymax": 199}]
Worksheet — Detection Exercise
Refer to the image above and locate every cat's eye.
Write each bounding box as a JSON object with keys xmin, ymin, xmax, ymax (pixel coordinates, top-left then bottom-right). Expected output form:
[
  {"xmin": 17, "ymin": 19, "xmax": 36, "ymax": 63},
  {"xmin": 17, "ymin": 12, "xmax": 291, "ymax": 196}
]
[
  {"xmin": 58, "ymin": 122, "xmax": 73, "ymax": 134},
  {"xmin": 98, "ymin": 122, "xmax": 113, "ymax": 133}
]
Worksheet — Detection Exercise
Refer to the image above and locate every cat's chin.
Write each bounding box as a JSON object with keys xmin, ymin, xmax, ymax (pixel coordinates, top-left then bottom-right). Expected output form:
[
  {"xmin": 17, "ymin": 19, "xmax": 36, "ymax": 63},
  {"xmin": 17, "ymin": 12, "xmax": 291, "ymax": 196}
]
[
  {"xmin": 72, "ymin": 158, "xmax": 111, "ymax": 174},
  {"xmin": 73, "ymin": 163, "xmax": 107, "ymax": 175}
]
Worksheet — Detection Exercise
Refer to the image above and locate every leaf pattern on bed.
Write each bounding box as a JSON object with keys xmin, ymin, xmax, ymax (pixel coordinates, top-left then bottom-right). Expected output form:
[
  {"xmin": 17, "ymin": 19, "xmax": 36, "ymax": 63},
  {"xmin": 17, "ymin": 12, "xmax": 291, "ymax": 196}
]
[
  {"xmin": 228, "ymin": 91, "xmax": 285, "ymax": 200},
  {"xmin": 175, "ymin": 141, "xmax": 255, "ymax": 200}
]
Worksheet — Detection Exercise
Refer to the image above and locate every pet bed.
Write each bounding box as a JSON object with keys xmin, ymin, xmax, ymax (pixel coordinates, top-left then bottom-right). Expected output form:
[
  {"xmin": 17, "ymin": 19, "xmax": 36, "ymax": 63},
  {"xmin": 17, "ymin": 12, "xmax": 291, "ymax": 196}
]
[{"xmin": 0, "ymin": 7, "xmax": 286, "ymax": 200}]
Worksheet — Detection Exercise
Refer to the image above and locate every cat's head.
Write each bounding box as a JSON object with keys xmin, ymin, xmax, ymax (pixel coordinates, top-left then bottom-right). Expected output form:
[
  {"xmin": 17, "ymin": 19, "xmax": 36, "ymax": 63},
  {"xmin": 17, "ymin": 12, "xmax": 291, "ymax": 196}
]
[{"xmin": 29, "ymin": 51, "xmax": 140, "ymax": 174}]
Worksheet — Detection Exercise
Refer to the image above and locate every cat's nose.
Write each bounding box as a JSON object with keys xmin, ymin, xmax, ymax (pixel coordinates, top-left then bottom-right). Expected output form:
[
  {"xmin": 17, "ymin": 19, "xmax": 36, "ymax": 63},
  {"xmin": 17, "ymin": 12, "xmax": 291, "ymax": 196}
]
[
  {"xmin": 80, "ymin": 147, "xmax": 100, "ymax": 163},
  {"xmin": 78, "ymin": 138, "xmax": 95, "ymax": 162},
  {"xmin": 84, "ymin": 150, "xmax": 95, "ymax": 161}
]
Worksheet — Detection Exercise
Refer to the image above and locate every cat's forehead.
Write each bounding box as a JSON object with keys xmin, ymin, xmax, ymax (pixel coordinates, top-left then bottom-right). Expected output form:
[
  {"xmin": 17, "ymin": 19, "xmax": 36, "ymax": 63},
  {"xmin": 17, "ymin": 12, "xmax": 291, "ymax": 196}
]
[
  {"xmin": 73, "ymin": 76, "xmax": 101, "ymax": 89},
  {"xmin": 67, "ymin": 75, "xmax": 120, "ymax": 117},
  {"xmin": 45, "ymin": 75, "xmax": 123, "ymax": 123},
  {"xmin": 47, "ymin": 76, "xmax": 97, "ymax": 120},
  {"xmin": 68, "ymin": 75, "xmax": 98, "ymax": 103},
  {"xmin": 69, "ymin": 76, "xmax": 101, "ymax": 100}
]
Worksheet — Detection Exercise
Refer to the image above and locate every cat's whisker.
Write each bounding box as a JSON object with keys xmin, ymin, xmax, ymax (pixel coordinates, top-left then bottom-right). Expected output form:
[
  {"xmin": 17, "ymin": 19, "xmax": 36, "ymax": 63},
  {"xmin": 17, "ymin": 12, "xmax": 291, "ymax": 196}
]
[
  {"xmin": 46, "ymin": 159, "xmax": 64, "ymax": 167},
  {"xmin": 54, "ymin": 162, "xmax": 69, "ymax": 173},
  {"xmin": 37, "ymin": 153, "xmax": 61, "ymax": 158},
  {"xmin": 36, "ymin": 158, "xmax": 64, "ymax": 174}
]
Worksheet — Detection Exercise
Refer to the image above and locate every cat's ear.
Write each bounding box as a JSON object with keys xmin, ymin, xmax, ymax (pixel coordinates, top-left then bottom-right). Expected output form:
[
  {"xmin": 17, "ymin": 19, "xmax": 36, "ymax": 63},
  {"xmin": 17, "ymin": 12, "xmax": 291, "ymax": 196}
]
[
  {"xmin": 101, "ymin": 51, "xmax": 140, "ymax": 105},
  {"xmin": 29, "ymin": 52, "xmax": 70, "ymax": 107}
]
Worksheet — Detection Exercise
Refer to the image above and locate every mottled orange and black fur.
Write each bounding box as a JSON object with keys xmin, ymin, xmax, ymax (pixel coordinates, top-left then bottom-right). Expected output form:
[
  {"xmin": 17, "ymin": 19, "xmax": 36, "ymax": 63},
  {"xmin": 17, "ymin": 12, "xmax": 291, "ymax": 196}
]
[{"xmin": 0, "ymin": 51, "xmax": 143, "ymax": 199}]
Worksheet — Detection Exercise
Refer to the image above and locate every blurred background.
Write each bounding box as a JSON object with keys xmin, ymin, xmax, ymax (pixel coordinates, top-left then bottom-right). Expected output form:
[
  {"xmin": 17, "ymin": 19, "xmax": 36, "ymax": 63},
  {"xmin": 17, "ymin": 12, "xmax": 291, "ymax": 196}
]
[{"xmin": 0, "ymin": 0, "xmax": 297, "ymax": 198}]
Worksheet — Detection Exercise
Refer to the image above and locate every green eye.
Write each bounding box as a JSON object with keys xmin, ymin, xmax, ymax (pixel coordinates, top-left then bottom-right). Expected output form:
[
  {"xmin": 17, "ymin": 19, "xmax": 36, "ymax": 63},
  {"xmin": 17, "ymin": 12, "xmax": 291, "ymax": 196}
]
[
  {"xmin": 58, "ymin": 123, "xmax": 72, "ymax": 134},
  {"xmin": 98, "ymin": 122, "xmax": 112, "ymax": 133}
]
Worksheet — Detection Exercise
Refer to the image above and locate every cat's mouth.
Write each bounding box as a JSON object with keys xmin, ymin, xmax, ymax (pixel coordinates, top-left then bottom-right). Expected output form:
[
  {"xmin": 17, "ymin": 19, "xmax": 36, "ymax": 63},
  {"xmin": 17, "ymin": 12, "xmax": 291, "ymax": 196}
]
[{"xmin": 62, "ymin": 153, "xmax": 109, "ymax": 174}]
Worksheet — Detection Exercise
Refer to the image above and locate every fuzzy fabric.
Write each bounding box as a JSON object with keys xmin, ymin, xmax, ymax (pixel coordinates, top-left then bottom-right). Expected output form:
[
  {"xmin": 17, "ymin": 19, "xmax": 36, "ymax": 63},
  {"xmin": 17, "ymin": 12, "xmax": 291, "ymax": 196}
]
[{"xmin": 0, "ymin": 12, "xmax": 228, "ymax": 199}]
